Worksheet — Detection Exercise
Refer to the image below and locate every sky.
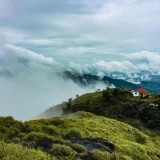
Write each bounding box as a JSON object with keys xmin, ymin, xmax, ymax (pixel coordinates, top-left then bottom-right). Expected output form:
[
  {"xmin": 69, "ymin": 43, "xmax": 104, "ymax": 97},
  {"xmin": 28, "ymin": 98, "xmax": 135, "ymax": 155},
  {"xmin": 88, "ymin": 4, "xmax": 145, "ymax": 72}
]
[{"xmin": 0, "ymin": 0, "xmax": 160, "ymax": 120}]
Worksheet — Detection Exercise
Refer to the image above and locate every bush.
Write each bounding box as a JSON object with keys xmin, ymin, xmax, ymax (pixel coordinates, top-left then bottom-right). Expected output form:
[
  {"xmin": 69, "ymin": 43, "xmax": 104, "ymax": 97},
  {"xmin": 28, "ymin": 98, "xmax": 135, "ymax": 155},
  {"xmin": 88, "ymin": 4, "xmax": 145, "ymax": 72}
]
[
  {"xmin": 0, "ymin": 125, "xmax": 8, "ymax": 134},
  {"xmin": 0, "ymin": 141, "xmax": 54, "ymax": 160},
  {"xmin": 28, "ymin": 125, "xmax": 42, "ymax": 133},
  {"xmin": 90, "ymin": 150, "xmax": 114, "ymax": 160},
  {"xmin": 42, "ymin": 125, "xmax": 59, "ymax": 135},
  {"xmin": 70, "ymin": 143, "xmax": 86, "ymax": 153},
  {"xmin": 25, "ymin": 132, "xmax": 54, "ymax": 148},
  {"xmin": 64, "ymin": 128, "xmax": 83, "ymax": 139},
  {"xmin": 50, "ymin": 118, "xmax": 65, "ymax": 125},
  {"xmin": 134, "ymin": 131, "xmax": 147, "ymax": 144},
  {"xmin": 50, "ymin": 144, "xmax": 77, "ymax": 157}
]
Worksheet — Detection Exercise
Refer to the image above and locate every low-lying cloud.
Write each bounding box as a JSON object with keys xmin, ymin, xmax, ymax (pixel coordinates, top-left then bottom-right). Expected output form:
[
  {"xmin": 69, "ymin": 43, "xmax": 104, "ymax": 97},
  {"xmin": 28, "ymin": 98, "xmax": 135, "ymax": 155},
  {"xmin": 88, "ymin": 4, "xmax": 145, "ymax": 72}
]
[
  {"xmin": 0, "ymin": 44, "xmax": 160, "ymax": 120},
  {"xmin": 0, "ymin": 44, "xmax": 107, "ymax": 120}
]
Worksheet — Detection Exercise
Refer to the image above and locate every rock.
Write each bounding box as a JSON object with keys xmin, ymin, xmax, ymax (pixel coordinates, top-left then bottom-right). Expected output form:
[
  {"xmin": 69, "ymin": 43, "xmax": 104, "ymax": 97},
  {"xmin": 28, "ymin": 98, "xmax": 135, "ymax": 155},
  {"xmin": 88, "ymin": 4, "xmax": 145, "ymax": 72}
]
[{"xmin": 72, "ymin": 137, "xmax": 115, "ymax": 153}]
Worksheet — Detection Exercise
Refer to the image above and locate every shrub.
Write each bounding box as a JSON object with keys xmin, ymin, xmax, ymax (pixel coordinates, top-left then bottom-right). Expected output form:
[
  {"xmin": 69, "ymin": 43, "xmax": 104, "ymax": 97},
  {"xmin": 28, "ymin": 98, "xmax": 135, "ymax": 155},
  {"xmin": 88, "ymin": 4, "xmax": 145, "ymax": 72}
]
[
  {"xmin": 50, "ymin": 144, "xmax": 77, "ymax": 157},
  {"xmin": 50, "ymin": 118, "xmax": 65, "ymax": 125},
  {"xmin": 64, "ymin": 128, "xmax": 83, "ymax": 139},
  {"xmin": 0, "ymin": 125, "xmax": 8, "ymax": 134},
  {"xmin": 70, "ymin": 143, "xmax": 86, "ymax": 153},
  {"xmin": 0, "ymin": 141, "xmax": 54, "ymax": 160},
  {"xmin": 134, "ymin": 132, "xmax": 147, "ymax": 144},
  {"xmin": 90, "ymin": 150, "xmax": 114, "ymax": 160},
  {"xmin": 25, "ymin": 132, "xmax": 54, "ymax": 148},
  {"xmin": 42, "ymin": 125, "xmax": 59, "ymax": 135},
  {"xmin": 28, "ymin": 125, "xmax": 42, "ymax": 133}
]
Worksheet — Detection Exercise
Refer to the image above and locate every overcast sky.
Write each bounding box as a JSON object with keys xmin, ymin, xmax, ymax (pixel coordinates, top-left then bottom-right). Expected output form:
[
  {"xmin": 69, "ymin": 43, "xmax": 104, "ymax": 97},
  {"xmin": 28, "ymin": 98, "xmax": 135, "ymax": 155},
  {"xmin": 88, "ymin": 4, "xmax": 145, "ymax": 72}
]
[
  {"xmin": 1, "ymin": 0, "xmax": 160, "ymax": 55},
  {"xmin": 0, "ymin": 0, "xmax": 160, "ymax": 120}
]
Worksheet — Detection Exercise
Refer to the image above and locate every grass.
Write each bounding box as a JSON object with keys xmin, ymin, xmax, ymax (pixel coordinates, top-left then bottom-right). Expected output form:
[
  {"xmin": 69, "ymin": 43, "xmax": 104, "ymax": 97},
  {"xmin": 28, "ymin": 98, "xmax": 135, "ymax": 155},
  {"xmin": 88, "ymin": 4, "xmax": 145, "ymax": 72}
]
[
  {"xmin": 0, "ymin": 111, "xmax": 160, "ymax": 160},
  {"xmin": 90, "ymin": 150, "xmax": 115, "ymax": 160},
  {"xmin": 0, "ymin": 141, "xmax": 54, "ymax": 160}
]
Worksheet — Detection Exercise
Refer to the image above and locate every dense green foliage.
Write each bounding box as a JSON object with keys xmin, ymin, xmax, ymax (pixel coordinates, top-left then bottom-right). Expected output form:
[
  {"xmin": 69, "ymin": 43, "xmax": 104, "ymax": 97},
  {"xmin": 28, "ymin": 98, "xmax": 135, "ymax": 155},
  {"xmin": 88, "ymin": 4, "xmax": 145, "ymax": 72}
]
[
  {"xmin": 64, "ymin": 88, "xmax": 160, "ymax": 130},
  {"xmin": 0, "ymin": 111, "xmax": 160, "ymax": 160}
]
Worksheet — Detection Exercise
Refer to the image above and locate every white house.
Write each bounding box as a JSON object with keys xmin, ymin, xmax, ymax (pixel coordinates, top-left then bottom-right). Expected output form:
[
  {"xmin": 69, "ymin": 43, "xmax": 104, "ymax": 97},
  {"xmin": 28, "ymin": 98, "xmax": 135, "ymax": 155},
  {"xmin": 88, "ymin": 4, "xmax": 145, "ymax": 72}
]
[
  {"xmin": 132, "ymin": 90, "xmax": 140, "ymax": 97},
  {"xmin": 132, "ymin": 87, "xmax": 148, "ymax": 97}
]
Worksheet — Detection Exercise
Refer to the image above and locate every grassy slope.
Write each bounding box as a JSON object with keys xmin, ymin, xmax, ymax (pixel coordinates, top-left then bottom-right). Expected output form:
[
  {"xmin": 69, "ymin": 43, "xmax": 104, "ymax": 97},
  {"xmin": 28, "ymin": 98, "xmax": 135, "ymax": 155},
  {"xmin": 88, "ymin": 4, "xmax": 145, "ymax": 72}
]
[
  {"xmin": 64, "ymin": 112, "xmax": 160, "ymax": 160},
  {"xmin": 0, "ymin": 112, "xmax": 160, "ymax": 160}
]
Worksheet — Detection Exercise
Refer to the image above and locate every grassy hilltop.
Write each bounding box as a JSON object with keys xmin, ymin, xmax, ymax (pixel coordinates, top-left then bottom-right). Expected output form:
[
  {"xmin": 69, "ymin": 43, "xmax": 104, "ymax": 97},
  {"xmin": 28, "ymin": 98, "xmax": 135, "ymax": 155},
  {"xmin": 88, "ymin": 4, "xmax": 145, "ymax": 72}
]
[
  {"xmin": 0, "ymin": 88, "xmax": 160, "ymax": 160},
  {"xmin": 64, "ymin": 88, "xmax": 160, "ymax": 131}
]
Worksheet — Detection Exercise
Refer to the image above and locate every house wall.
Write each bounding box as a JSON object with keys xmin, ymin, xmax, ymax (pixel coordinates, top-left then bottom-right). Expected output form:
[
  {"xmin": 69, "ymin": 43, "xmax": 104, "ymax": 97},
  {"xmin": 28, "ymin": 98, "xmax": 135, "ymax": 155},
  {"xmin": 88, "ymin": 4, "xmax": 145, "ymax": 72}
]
[{"xmin": 132, "ymin": 91, "xmax": 140, "ymax": 97}]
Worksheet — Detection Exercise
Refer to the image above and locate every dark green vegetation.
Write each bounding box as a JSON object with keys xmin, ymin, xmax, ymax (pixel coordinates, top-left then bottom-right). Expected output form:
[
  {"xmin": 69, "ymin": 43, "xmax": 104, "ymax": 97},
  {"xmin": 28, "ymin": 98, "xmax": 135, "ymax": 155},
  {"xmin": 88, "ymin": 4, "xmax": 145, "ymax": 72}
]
[
  {"xmin": 63, "ymin": 71, "xmax": 138, "ymax": 90},
  {"xmin": 64, "ymin": 88, "xmax": 160, "ymax": 131},
  {"xmin": 0, "ymin": 88, "xmax": 160, "ymax": 159}
]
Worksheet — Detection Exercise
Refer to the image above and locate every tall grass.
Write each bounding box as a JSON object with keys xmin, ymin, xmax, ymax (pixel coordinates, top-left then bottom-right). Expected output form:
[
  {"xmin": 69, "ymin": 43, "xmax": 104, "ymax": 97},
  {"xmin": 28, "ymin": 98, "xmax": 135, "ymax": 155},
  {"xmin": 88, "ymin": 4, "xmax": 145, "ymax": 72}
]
[{"xmin": 0, "ymin": 141, "xmax": 54, "ymax": 160}]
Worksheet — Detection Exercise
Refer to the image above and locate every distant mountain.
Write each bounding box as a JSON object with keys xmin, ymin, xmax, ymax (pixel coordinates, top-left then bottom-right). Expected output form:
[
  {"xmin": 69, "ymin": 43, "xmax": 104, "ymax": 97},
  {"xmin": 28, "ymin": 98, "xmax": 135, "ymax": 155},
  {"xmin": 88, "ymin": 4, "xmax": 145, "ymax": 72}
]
[
  {"xmin": 62, "ymin": 71, "xmax": 138, "ymax": 89},
  {"xmin": 61, "ymin": 71, "xmax": 160, "ymax": 93}
]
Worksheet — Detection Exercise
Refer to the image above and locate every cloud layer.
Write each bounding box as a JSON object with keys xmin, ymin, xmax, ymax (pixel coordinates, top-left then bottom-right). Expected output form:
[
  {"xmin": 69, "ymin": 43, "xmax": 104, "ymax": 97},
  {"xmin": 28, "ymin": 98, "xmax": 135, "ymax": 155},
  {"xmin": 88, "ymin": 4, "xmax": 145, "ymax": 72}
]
[
  {"xmin": 0, "ymin": 44, "xmax": 160, "ymax": 120},
  {"xmin": 0, "ymin": 44, "xmax": 108, "ymax": 120}
]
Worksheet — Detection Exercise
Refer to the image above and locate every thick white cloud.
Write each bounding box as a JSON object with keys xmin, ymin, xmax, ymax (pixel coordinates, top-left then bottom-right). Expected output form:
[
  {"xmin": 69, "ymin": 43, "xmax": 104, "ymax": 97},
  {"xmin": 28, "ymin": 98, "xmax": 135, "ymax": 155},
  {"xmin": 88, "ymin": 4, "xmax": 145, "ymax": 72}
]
[
  {"xmin": 0, "ymin": 45, "xmax": 108, "ymax": 120},
  {"xmin": 4, "ymin": 44, "xmax": 57, "ymax": 65},
  {"xmin": 122, "ymin": 51, "xmax": 160, "ymax": 73},
  {"xmin": 95, "ymin": 60, "xmax": 137, "ymax": 73},
  {"xmin": 123, "ymin": 51, "xmax": 160, "ymax": 64}
]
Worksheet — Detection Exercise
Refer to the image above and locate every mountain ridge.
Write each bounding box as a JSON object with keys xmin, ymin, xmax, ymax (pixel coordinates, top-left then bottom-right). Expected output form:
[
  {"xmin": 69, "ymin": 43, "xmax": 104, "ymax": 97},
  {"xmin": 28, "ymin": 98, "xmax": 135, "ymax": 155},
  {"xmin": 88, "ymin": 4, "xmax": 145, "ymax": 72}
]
[{"xmin": 62, "ymin": 71, "xmax": 160, "ymax": 93}]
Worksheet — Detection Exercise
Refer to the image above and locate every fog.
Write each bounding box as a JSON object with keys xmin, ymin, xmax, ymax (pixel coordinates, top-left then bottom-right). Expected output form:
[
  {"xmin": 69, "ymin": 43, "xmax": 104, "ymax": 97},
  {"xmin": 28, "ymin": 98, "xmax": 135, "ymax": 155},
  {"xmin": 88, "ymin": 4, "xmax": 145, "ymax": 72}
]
[
  {"xmin": 0, "ymin": 44, "xmax": 107, "ymax": 120},
  {"xmin": 0, "ymin": 72, "xmax": 106, "ymax": 120}
]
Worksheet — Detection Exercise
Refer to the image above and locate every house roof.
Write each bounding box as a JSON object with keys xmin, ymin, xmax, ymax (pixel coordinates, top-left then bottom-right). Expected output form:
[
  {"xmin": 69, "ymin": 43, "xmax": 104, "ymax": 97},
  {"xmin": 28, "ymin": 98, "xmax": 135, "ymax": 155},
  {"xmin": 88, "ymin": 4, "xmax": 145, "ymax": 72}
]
[{"xmin": 137, "ymin": 87, "xmax": 147, "ymax": 93}]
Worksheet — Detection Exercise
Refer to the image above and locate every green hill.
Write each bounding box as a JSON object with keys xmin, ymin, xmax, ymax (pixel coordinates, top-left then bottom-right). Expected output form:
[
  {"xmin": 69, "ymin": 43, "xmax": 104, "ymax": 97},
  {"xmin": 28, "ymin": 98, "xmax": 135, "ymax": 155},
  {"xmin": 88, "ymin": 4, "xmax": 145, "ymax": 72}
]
[
  {"xmin": 63, "ymin": 88, "xmax": 160, "ymax": 131},
  {"xmin": 1, "ymin": 88, "xmax": 160, "ymax": 159},
  {"xmin": 0, "ymin": 111, "xmax": 160, "ymax": 160}
]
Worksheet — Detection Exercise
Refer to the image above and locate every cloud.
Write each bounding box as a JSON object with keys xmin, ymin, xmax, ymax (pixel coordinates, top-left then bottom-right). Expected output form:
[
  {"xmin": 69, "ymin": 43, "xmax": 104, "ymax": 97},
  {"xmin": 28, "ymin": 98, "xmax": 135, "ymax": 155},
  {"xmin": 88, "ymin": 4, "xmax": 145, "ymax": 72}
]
[
  {"xmin": 4, "ymin": 44, "xmax": 57, "ymax": 65},
  {"xmin": 123, "ymin": 51, "xmax": 160, "ymax": 64},
  {"xmin": 122, "ymin": 51, "xmax": 160, "ymax": 73},
  {"xmin": 0, "ymin": 0, "xmax": 160, "ymax": 55},
  {"xmin": 94, "ymin": 60, "xmax": 137, "ymax": 73},
  {"xmin": 0, "ymin": 44, "xmax": 109, "ymax": 120}
]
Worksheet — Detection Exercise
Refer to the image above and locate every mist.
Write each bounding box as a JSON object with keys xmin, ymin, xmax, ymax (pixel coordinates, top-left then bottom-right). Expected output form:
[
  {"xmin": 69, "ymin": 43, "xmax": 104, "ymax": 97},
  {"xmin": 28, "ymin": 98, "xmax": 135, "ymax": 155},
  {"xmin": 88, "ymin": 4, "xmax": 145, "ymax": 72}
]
[
  {"xmin": 0, "ymin": 44, "xmax": 108, "ymax": 120},
  {"xmin": 0, "ymin": 72, "xmax": 107, "ymax": 120}
]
